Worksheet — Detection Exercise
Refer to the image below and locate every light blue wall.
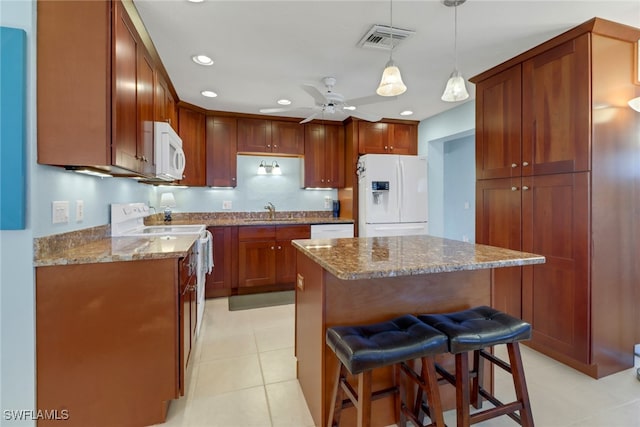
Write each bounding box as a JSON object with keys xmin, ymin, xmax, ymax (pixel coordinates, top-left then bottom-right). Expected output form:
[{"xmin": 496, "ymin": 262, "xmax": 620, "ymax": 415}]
[
  {"xmin": 418, "ymin": 101, "xmax": 475, "ymax": 239},
  {"xmin": 443, "ymin": 135, "xmax": 475, "ymax": 242}
]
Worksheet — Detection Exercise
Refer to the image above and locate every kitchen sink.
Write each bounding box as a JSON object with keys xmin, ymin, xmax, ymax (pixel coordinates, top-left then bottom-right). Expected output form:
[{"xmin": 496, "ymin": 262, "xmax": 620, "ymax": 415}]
[{"xmin": 243, "ymin": 218, "xmax": 300, "ymax": 223}]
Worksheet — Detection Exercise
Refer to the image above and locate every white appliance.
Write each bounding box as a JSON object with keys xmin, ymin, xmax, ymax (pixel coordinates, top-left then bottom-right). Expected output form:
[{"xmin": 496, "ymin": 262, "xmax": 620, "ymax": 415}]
[
  {"xmin": 154, "ymin": 122, "xmax": 186, "ymax": 181},
  {"xmin": 357, "ymin": 154, "xmax": 428, "ymax": 237},
  {"xmin": 110, "ymin": 203, "xmax": 212, "ymax": 336},
  {"xmin": 310, "ymin": 223, "xmax": 354, "ymax": 239}
]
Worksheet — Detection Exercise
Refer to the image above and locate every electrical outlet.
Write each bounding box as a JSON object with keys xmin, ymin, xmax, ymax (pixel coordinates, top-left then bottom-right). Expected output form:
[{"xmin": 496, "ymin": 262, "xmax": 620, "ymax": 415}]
[
  {"xmin": 464, "ymin": 201, "xmax": 470, "ymax": 210},
  {"xmin": 222, "ymin": 200, "xmax": 232, "ymax": 210},
  {"xmin": 324, "ymin": 196, "xmax": 332, "ymax": 209},
  {"xmin": 52, "ymin": 201, "xmax": 69, "ymax": 224},
  {"xmin": 76, "ymin": 200, "xmax": 84, "ymax": 222},
  {"xmin": 462, "ymin": 235, "xmax": 469, "ymax": 242}
]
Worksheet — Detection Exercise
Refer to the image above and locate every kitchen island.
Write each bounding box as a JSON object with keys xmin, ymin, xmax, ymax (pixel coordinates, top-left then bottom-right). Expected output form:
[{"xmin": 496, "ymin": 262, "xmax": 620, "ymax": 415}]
[{"xmin": 292, "ymin": 234, "xmax": 545, "ymax": 427}]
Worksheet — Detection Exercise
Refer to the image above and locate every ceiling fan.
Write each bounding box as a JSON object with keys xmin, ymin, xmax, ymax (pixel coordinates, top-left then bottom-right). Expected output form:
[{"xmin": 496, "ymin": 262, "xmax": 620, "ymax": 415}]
[{"xmin": 259, "ymin": 76, "xmax": 397, "ymax": 124}]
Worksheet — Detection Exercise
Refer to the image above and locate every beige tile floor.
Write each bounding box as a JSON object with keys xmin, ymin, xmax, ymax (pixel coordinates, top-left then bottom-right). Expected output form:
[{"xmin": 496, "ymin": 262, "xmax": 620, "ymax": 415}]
[{"xmin": 157, "ymin": 297, "xmax": 640, "ymax": 427}]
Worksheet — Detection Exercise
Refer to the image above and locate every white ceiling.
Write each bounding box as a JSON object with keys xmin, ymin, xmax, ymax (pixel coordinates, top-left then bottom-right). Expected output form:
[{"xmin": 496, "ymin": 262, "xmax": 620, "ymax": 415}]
[{"xmin": 133, "ymin": 0, "xmax": 640, "ymax": 123}]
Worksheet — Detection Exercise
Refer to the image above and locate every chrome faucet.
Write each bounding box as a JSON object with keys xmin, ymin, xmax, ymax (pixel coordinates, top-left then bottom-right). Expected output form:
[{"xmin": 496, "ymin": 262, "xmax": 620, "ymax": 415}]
[{"xmin": 264, "ymin": 202, "xmax": 276, "ymax": 220}]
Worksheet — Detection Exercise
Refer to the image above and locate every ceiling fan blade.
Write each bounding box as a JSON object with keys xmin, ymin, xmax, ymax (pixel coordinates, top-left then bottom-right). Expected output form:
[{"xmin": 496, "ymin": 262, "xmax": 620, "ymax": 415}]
[
  {"xmin": 348, "ymin": 109, "xmax": 381, "ymax": 122},
  {"xmin": 301, "ymin": 84, "xmax": 328, "ymax": 105},
  {"xmin": 345, "ymin": 94, "xmax": 397, "ymax": 107},
  {"xmin": 299, "ymin": 111, "xmax": 320, "ymax": 124},
  {"xmin": 259, "ymin": 107, "xmax": 294, "ymax": 113}
]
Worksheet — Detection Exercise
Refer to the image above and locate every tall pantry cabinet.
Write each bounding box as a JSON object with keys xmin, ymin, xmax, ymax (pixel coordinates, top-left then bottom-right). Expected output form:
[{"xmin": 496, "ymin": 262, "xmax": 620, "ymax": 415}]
[{"xmin": 472, "ymin": 18, "xmax": 640, "ymax": 378}]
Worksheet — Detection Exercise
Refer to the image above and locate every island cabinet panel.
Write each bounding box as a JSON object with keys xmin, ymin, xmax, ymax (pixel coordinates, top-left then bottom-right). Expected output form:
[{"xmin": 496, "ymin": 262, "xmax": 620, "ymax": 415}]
[
  {"xmin": 303, "ymin": 123, "xmax": 345, "ymax": 188},
  {"xmin": 177, "ymin": 106, "xmax": 206, "ymax": 186},
  {"xmin": 295, "ymin": 251, "xmax": 493, "ymax": 427},
  {"xmin": 205, "ymin": 226, "xmax": 237, "ymax": 298},
  {"xmin": 238, "ymin": 225, "xmax": 310, "ymax": 292},
  {"xmin": 36, "ymin": 258, "xmax": 182, "ymax": 427},
  {"xmin": 206, "ymin": 116, "xmax": 238, "ymax": 187},
  {"xmin": 472, "ymin": 19, "xmax": 640, "ymax": 378}
]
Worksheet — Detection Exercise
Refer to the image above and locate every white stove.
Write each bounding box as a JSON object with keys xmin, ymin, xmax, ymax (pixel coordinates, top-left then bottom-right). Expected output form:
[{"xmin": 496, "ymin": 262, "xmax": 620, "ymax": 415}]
[{"xmin": 111, "ymin": 203, "xmax": 212, "ymax": 337}]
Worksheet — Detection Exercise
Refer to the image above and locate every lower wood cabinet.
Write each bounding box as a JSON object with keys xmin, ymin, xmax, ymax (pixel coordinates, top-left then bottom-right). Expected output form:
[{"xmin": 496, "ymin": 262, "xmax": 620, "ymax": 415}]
[
  {"xmin": 205, "ymin": 226, "xmax": 237, "ymax": 297},
  {"xmin": 237, "ymin": 225, "xmax": 310, "ymax": 291}
]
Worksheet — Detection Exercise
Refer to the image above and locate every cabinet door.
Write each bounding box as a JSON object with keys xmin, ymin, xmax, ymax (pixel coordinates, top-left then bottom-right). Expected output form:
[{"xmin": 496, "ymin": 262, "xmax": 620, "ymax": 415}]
[
  {"xmin": 522, "ymin": 172, "xmax": 590, "ymax": 363},
  {"xmin": 154, "ymin": 73, "xmax": 176, "ymax": 131},
  {"xmin": 237, "ymin": 118, "xmax": 270, "ymax": 153},
  {"xmin": 272, "ymin": 121, "xmax": 304, "ymax": 155},
  {"xmin": 137, "ymin": 50, "xmax": 155, "ymax": 176},
  {"xmin": 303, "ymin": 123, "xmax": 327, "ymax": 187},
  {"xmin": 476, "ymin": 177, "xmax": 523, "ymax": 317},
  {"xmin": 522, "ymin": 35, "xmax": 591, "ymax": 176},
  {"xmin": 206, "ymin": 226, "xmax": 233, "ymax": 298},
  {"xmin": 358, "ymin": 122, "xmax": 389, "ymax": 154},
  {"xmin": 475, "ymin": 64, "xmax": 522, "ymax": 180},
  {"xmin": 178, "ymin": 107, "xmax": 206, "ymax": 186},
  {"xmin": 325, "ymin": 125, "xmax": 345, "ymax": 188},
  {"xmin": 390, "ymin": 124, "xmax": 417, "ymax": 155},
  {"xmin": 275, "ymin": 225, "xmax": 311, "ymax": 285},
  {"xmin": 112, "ymin": 2, "xmax": 139, "ymax": 173},
  {"xmin": 206, "ymin": 116, "xmax": 238, "ymax": 187},
  {"xmin": 238, "ymin": 240, "xmax": 276, "ymax": 287}
]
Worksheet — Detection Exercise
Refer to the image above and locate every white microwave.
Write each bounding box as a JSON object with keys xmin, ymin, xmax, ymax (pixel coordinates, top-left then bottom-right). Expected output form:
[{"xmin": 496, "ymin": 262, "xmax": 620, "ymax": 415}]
[{"xmin": 154, "ymin": 122, "xmax": 186, "ymax": 181}]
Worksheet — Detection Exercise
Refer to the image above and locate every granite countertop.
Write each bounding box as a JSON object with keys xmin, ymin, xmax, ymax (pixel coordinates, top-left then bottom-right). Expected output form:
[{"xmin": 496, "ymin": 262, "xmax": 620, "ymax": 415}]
[
  {"xmin": 35, "ymin": 234, "xmax": 198, "ymax": 267},
  {"xmin": 292, "ymin": 235, "xmax": 545, "ymax": 280},
  {"xmin": 34, "ymin": 211, "xmax": 353, "ymax": 267}
]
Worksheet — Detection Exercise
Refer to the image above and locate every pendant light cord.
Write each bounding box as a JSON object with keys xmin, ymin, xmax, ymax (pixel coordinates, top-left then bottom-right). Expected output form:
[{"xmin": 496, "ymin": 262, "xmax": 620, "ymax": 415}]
[
  {"xmin": 454, "ymin": 3, "xmax": 458, "ymax": 70},
  {"xmin": 389, "ymin": 0, "xmax": 394, "ymax": 61}
]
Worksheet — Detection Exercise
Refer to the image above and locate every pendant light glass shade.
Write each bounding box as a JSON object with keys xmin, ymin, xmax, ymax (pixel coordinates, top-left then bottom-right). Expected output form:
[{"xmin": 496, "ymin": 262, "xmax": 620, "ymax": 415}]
[
  {"xmin": 376, "ymin": 0, "xmax": 406, "ymax": 96},
  {"xmin": 628, "ymin": 96, "xmax": 640, "ymax": 112},
  {"xmin": 442, "ymin": 0, "xmax": 468, "ymax": 102},
  {"xmin": 441, "ymin": 69, "xmax": 469, "ymax": 102},
  {"xmin": 376, "ymin": 59, "xmax": 407, "ymax": 96}
]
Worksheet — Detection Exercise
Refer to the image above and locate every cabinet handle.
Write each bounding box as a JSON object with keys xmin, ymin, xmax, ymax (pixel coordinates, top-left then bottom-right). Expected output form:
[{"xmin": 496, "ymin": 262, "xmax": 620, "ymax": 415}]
[
  {"xmin": 384, "ymin": 145, "xmax": 388, "ymax": 150},
  {"xmin": 270, "ymin": 246, "xmax": 275, "ymax": 250},
  {"xmin": 511, "ymin": 163, "xmax": 518, "ymax": 168},
  {"xmin": 522, "ymin": 186, "xmax": 530, "ymax": 191},
  {"xmin": 321, "ymin": 179, "xmax": 324, "ymax": 183},
  {"xmin": 273, "ymin": 145, "xmax": 278, "ymax": 149},
  {"xmin": 267, "ymin": 144, "xmax": 271, "ymax": 148},
  {"xmin": 277, "ymin": 245, "xmax": 282, "ymax": 250},
  {"xmin": 522, "ymin": 161, "xmax": 529, "ymax": 167},
  {"xmin": 390, "ymin": 146, "xmax": 394, "ymax": 150},
  {"xmin": 232, "ymin": 177, "xmax": 236, "ymax": 181},
  {"xmin": 511, "ymin": 186, "xmax": 518, "ymax": 191}
]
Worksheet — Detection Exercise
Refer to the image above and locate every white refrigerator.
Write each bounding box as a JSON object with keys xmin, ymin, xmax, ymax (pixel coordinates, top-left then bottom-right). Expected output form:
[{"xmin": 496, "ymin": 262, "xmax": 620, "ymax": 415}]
[{"xmin": 358, "ymin": 154, "xmax": 428, "ymax": 237}]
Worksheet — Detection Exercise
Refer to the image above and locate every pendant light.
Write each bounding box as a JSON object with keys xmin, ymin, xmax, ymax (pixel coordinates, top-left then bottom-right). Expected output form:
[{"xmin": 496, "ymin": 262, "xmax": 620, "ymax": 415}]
[
  {"xmin": 376, "ymin": 0, "xmax": 407, "ymax": 96},
  {"xmin": 441, "ymin": 0, "xmax": 469, "ymax": 102}
]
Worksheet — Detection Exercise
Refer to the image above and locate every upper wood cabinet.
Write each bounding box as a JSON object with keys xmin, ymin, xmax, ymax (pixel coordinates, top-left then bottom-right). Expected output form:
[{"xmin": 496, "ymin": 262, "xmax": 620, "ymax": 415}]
[
  {"xmin": 177, "ymin": 107, "xmax": 206, "ymax": 186},
  {"xmin": 357, "ymin": 121, "xmax": 417, "ymax": 155},
  {"xmin": 37, "ymin": 0, "xmax": 174, "ymax": 178},
  {"xmin": 206, "ymin": 116, "xmax": 238, "ymax": 187},
  {"xmin": 155, "ymin": 73, "xmax": 177, "ymax": 131},
  {"xmin": 237, "ymin": 118, "xmax": 304, "ymax": 155},
  {"xmin": 303, "ymin": 123, "xmax": 345, "ymax": 188}
]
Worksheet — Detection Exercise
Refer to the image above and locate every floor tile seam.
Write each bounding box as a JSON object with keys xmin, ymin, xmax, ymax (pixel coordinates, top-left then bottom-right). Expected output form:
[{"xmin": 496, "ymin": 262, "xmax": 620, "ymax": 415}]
[
  {"xmin": 191, "ymin": 381, "xmax": 268, "ymax": 401},
  {"xmin": 194, "ymin": 349, "xmax": 261, "ymax": 365}
]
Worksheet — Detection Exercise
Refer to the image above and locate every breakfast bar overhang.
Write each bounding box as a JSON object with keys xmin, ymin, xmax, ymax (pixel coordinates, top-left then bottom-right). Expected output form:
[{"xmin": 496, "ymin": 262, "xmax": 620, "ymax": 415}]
[{"xmin": 292, "ymin": 235, "xmax": 545, "ymax": 427}]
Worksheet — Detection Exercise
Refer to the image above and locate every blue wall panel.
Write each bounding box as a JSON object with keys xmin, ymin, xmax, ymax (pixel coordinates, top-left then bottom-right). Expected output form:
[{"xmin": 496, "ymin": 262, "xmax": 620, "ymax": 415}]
[{"xmin": 0, "ymin": 26, "xmax": 26, "ymax": 229}]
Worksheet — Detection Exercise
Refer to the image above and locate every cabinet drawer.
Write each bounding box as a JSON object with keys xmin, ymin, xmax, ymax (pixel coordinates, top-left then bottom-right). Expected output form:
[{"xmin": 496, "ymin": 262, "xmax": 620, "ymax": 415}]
[
  {"xmin": 239, "ymin": 225, "xmax": 276, "ymax": 240},
  {"xmin": 276, "ymin": 225, "xmax": 311, "ymax": 240}
]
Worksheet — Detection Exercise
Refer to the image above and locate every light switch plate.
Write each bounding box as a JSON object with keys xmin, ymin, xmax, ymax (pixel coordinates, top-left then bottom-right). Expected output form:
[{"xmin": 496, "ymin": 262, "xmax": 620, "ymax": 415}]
[
  {"xmin": 76, "ymin": 200, "xmax": 84, "ymax": 222},
  {"xmin": 222, "ymin": 200, "xmax": 232, "ymax": 210},
  {"xmin": 52, "ymin": 201, "xmax": 69, "ymax": 224}
]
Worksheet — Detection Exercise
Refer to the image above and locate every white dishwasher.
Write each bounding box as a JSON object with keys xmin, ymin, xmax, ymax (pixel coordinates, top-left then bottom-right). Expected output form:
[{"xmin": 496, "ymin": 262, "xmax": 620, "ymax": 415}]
[{"xmin": 310, "ymin": 223, "xmax": 354, "ymax": 239}]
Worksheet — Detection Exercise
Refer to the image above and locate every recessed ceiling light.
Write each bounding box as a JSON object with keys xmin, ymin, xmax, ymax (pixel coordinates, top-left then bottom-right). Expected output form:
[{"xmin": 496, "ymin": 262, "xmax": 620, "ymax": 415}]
[
  {"xmin": 277, "ymin": 99, "xmax": 291, "ymax": 105},
  {"xmin": 343, "ymin": 106, "xmax": 356, "ymax": 111},
  {"xmin": 400, "ymin": 110, "xmax": 414, "ymax": 116},
  {"xmin": 201, "ymin": 90, "xmax": 218, "ymax": 98},
  {"xmin": 187, "ymin": 0, "xmax": 204, "ymax": 3},
  {"xmin": 192, "ymin": 55, "xmax": 213, "ymax": 66}
]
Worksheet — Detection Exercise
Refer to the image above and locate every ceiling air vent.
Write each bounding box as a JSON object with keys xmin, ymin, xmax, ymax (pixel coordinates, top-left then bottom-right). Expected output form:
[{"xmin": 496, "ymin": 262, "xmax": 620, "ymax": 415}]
[{"xmin": 357, "ymin": 24, "xmax": 415, "ymax": 50}]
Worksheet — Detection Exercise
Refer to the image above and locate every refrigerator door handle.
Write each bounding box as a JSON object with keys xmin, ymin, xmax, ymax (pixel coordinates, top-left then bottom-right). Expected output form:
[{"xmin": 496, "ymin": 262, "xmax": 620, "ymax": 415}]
[
  {"xmin": 398, "ymin": 159, "xmax": 405, "ymax": 220},
  {"xmin": 396, "ymin": 160, "xmax": 402, "ymax": 217}
]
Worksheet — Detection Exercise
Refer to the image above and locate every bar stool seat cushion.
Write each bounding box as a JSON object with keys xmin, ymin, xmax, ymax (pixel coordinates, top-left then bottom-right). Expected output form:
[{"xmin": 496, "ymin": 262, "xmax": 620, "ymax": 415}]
[
  {"xmin": 326, "ymin": 314, "xmax": 448, "ymax": 375},
  {"xmin": 418, "ymin": 306, "xmax": 531, "ymax": 354}
]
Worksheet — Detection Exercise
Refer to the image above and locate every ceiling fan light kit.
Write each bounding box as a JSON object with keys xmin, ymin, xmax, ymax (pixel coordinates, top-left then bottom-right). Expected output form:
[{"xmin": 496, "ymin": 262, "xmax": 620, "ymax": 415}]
[{"xmin": 441, "ymin": 0, "xmax": 469, "ymax": 102}]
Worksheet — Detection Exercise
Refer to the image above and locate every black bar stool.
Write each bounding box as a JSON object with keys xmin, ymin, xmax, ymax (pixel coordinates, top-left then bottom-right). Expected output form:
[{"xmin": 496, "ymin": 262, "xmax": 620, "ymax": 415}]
[
  {"xmin": 325, "ymin": 314, "xmax": 448, "ymax": 427},
  {"xmin": 418, "ymin": 306, "xmax": 534, "ymax": 427}
]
